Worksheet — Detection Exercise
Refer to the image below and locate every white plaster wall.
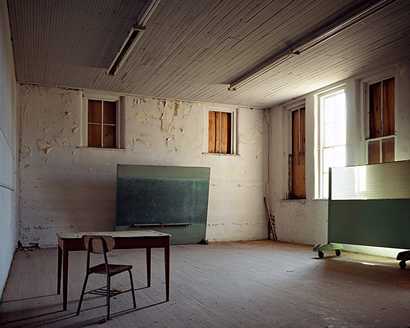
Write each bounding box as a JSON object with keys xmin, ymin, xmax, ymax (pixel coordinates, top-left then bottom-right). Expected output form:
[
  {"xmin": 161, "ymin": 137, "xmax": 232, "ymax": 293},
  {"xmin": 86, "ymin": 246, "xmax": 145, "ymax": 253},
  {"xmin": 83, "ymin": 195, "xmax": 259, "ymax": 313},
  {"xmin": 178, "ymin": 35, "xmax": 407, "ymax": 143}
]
[
  {"xmin": 268, "ymin": 62, "xmax": 410, "ymax": 257},
  {"xmin": 18, "ymin": 86, "xmax": 267, "ymax": 247},
  {"xmin": 0, "ymin": 0, "xmax": 17, "ymax": 296}
]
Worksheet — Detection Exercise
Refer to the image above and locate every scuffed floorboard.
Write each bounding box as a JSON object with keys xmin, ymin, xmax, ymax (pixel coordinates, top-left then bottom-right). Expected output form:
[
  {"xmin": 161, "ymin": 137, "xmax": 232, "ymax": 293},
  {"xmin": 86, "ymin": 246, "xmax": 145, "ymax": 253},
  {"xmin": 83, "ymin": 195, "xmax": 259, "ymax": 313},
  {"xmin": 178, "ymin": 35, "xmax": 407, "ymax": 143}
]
[{"xmin": 0, "ymin": 241, "xmax": 410, "ymax": 327}]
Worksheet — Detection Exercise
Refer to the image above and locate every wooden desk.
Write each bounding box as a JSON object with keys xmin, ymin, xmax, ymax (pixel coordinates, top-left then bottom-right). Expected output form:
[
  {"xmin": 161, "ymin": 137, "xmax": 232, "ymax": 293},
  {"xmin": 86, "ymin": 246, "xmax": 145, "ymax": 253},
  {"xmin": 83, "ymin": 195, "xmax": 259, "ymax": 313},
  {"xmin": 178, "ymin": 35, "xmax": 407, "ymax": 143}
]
[{"xmin": 56, "ymin": 230, "xmax": 171, "ymax": 311}]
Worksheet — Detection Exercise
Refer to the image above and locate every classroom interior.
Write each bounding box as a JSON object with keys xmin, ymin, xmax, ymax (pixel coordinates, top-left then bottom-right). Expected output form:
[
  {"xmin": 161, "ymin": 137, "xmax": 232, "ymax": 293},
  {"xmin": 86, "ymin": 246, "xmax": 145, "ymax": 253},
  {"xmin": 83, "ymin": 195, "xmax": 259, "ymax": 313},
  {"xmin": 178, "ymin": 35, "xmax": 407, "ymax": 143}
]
[{"xmin": 1, "ymin": 0, "xmax": 410, "ymax": 327}]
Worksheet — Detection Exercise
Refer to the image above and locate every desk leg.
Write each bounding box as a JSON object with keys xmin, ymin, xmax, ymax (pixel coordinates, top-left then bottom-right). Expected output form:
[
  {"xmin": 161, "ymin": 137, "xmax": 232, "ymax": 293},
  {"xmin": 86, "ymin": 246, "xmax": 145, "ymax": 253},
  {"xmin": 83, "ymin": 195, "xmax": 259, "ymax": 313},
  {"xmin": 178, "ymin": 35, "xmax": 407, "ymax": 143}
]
[
  {"xmin": 165, "ymin": 244, "xmax": 170, "ymax": 301},
  {"xmin": 57, "ymin": 246, "xmax": 62, "ymax": 294},
  {"xmin": 146, "ymin": 248, "xmax": 151, "ymax": 287},
  {"xmin": 62, "ymin": 248, "xmax": 69, "ymax": 311}
]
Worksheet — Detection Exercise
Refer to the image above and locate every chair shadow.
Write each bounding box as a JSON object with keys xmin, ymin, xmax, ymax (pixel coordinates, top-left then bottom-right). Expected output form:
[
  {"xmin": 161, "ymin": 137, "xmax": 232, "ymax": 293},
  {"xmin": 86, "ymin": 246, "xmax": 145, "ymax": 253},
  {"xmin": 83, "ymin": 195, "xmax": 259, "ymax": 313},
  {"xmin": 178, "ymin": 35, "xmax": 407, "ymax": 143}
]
[
  {"xmin": 0, "ymin": 297, "xmax": 167, "ymax": 328},
  {"xmin": 2, "ymin": 293, "xmax": 57, "ymax": 304},
  {"xmin": 61, "ymin": 301, "xmax": 169, "ymax": 328}
]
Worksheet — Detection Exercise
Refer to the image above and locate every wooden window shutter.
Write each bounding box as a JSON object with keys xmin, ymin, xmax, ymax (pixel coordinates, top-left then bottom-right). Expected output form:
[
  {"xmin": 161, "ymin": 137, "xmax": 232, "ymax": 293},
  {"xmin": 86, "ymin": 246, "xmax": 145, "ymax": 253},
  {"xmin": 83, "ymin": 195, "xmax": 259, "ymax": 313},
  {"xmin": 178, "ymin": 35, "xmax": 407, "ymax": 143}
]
[
  {"xmin": 382, "ymin": 138, "xmax": 395, "ymax": 163},
  {"xmin": 220, "ymin": 112, "xmax": 231, "ymax": 154},
  {"xmin": 208, "ymin": 111, "xmax": 232, "ymax": 154},
  {"xmin": 367, "ymin": 140, "xmax": 380, "ymax": 165},
  {"xmin": 369, "ymin": 82, "xmax": 382, "ymax": 138},
  {"xmin": 208, "ymin": 111, "xmax": 216, "ymax": 153},
  {"xmin": 367, "ymin": 78, "xmax": 395, "ymax": 164},
  {"xmin": 88, "ymin": 100, "xmax": 103, "ymax": 148},
  {"xmin": 290, "ymin": 108, "xmax": 305, "ymax": 199},
  {"xmin": 382, "ymin": 77, "xmax": 395, "ymax": 136},
  {"xmin": 102, "ymin": 101, "xmax": 117, "ymax": 148},
  {"xmin": 88, "ymin": 99, "xmax": 117, "ymax": 148}
]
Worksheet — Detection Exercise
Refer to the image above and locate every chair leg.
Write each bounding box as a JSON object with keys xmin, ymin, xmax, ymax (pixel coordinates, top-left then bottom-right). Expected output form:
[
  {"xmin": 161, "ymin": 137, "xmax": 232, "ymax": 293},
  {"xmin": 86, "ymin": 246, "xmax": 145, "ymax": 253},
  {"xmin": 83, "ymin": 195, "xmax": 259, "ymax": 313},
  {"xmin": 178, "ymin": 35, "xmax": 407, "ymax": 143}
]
[
  {"xmin": 128, "ymin": 269, "xmax": 137, "ymax": 308},
  {"xmin": 106, "ymin": 275, "xmax": 111, "ymax": 321},
  {"xmin": 76, "ymin": 273, "xmax": 89, "ymax": 316}
]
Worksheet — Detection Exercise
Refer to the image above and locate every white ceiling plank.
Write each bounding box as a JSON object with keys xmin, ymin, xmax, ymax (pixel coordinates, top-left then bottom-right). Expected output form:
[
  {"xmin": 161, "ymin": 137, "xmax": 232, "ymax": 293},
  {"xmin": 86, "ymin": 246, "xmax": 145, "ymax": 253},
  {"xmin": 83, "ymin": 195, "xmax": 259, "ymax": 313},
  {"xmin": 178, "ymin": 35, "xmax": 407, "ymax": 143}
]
[{"xmin": 8, "ymin": 0, "xmax": 410, "ymax": 108}]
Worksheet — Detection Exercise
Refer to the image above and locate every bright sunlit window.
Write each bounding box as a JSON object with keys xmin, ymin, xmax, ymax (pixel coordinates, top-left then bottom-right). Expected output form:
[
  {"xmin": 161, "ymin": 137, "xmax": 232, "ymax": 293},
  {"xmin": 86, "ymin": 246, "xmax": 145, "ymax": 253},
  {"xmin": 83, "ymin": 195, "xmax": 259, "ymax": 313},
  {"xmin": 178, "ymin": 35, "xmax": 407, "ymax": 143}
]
[{"xmin": 318, "ymin": 88, "xmax": 347, "ymax": 199}]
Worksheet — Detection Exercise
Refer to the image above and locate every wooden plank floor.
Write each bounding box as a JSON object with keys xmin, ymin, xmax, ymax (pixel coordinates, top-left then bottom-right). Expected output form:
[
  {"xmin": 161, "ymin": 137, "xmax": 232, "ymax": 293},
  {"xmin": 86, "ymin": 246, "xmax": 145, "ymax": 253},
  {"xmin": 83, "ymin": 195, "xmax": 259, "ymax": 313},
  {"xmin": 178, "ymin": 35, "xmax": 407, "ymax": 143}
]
[{"xmin": 1, "ymin": 241, "xmax": 410, "ymax": 327}]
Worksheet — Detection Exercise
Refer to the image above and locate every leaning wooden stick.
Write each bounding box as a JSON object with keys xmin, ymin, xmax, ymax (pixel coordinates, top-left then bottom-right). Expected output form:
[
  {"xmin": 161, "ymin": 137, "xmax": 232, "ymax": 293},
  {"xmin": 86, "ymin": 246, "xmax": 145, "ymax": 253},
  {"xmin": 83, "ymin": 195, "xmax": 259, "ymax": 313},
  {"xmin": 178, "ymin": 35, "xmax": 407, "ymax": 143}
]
[{"xmin": 264, "ymin": 197, "xmax": 277, "ymax": 241}]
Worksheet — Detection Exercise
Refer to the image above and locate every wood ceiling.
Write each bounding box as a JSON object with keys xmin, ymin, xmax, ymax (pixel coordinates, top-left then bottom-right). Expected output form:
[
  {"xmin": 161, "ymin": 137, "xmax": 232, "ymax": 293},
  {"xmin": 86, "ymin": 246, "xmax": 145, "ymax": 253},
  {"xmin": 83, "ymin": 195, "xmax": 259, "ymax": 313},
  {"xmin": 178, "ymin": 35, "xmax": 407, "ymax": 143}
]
[{"xmin": 8, "ymin": 0, "xmax": 410, "ymax": 108}]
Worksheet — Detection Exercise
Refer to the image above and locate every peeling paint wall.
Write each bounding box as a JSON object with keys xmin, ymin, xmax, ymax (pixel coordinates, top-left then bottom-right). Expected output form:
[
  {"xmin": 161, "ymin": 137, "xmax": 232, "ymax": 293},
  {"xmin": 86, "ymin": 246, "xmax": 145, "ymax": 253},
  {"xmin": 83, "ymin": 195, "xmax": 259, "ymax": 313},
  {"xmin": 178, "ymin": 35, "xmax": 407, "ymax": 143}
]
[
  {"xmin": 268, "ymin": 61, "xmax": 410, "ymax": 257},
  {"xmin": 18, "ymin": 86, "xmax": 266, "ymax": 247},
  {"xmin": 0, "ymin": 1, "xmax": 17, "ymax": 296}
]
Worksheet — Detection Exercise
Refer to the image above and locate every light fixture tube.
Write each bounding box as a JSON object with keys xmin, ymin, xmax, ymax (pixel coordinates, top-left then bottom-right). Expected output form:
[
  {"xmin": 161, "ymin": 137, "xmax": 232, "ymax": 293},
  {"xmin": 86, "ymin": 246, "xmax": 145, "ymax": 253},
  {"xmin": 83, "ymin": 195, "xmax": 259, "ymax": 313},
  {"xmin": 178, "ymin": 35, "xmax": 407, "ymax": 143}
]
[{"xmin": 228, "ymin": 0, "xmax": 396, "ymax": 91}]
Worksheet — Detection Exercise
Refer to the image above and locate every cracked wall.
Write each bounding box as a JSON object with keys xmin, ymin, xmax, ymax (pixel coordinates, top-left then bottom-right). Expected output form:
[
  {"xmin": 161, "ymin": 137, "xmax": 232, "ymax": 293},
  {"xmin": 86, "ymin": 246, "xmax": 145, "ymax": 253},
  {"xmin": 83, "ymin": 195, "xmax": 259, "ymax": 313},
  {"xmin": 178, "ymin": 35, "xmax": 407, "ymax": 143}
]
[{"xmin": 18, "ymin": 85, "xmax": 267, "ymax": 246}]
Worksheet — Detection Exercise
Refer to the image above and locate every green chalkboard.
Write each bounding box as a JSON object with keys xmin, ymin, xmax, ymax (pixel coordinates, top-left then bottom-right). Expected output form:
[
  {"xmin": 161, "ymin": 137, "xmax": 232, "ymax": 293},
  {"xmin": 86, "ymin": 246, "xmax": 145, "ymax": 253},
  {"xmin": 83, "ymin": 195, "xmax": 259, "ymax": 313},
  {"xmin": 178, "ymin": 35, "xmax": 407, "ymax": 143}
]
[
  {"xmin": 329, "ymin": 199, "xmax": 410, "ymax": 249},
  {"xmin": 116, "ymin": 165, "xmax": 210, "ymax": 244}
]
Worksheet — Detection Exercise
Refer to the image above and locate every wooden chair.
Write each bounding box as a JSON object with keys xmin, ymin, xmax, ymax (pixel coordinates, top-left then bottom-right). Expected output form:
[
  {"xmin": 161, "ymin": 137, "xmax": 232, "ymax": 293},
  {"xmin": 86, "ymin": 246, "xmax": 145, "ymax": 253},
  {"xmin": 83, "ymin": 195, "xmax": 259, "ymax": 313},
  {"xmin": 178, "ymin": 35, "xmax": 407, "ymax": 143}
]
[{"xmin": 76, "ymin": 235, "xmax": 136, "ymax": 320}]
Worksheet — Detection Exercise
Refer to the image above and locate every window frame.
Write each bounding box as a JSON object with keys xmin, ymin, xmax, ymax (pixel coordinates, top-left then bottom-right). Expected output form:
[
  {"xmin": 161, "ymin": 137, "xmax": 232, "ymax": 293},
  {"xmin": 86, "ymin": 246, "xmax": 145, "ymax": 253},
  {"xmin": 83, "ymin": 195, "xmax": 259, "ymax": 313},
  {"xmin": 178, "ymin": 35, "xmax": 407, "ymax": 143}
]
[
  {"xmin": 203, "ymin": 106, "xmax": 238, "ymax": 155},
  {"xmin": 363, "ymin": 75, "xmax": 396, "ymax": 164},
  {"xmin": 316, "ymin": 86, "xmax": 347, "ymax": 199},
  {"xmin": 82, "ymin": 93, "xmax": 122, "ymax": 149}
]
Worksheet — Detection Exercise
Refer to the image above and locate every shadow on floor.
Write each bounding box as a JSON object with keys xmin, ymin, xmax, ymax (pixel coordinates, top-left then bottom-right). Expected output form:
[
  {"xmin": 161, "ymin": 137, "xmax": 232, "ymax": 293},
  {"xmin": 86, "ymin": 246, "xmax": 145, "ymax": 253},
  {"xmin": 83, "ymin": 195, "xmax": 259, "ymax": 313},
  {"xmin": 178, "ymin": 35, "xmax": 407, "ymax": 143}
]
[
  {"xmin": 0, "ymin": 293, "xmax": 165, "ymax": 328},
  {"xmin": 1, "ymin": 293, "xmax": 57, "ymax": 304}
]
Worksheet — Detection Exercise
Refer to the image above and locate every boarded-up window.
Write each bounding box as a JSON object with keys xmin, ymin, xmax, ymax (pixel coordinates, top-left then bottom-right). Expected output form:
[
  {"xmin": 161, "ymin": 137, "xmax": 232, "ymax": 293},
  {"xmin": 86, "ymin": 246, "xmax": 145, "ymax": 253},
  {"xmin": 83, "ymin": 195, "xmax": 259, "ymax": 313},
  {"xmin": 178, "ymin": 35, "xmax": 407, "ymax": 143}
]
[
  {"xmin": 290, "ymin": 108, "xmax": 305, "ymax": 199},
  {"xmin": 88, "ymin": 99, "xmax": 117, "ymax": 148},
  {"xmin": 367, "ymin": 78, "xmax": 395, "ymax": 164},
  {"xmin": 208, "ymin": 111, "xmax": 232, "ymax": 154}
]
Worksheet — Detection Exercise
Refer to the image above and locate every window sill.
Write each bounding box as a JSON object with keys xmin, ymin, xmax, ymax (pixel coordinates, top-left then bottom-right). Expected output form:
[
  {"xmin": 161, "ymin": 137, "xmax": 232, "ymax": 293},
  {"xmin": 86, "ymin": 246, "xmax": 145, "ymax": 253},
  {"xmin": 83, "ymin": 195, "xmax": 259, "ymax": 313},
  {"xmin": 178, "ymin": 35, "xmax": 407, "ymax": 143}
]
[
  {"xmin": 76, "ymin": 146, "xmax": 127, "ymax": 151},
  {"xmin": 202, "ymin": 152, "xmax": 239, "ymax": 157},
  {"xmin": 280, "ymin": 198, "xmax": 328, "ymax": 205},
  {"xmin": 281, "ymin": 198, "xmax": 306, "ymax": 204}
]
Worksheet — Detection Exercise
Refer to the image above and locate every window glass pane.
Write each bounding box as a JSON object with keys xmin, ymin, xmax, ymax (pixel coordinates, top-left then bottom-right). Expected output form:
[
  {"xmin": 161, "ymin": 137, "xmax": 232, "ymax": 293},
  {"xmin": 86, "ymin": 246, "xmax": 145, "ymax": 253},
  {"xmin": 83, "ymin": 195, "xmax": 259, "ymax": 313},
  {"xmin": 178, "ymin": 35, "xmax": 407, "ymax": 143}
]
[
  {"xmin": 209, "ymin": 111, "xmax": 232, "ymax": 154},
  {"xmin": 208, "ymin": 111, "xmax": 216, "ymax": 153},
  {"xmin": 323, "ymin": 146, "xmax": 346, "ymax": 172},
  {"xmin": 382, "ymin": 78, "xmax": 395, "ymax": 136},
  {"xmin": 369, "ymin": 82, "xmax": 382, "ymax": 138},
  {"xmin": 300, "ymin": 109, "xmax": 305, "ymax": 153},
  {"xmin": 319, "ymin": 89, "xmax": 346, "ymax": 198},
  {"xmin": 103, "ymin": 101, "xmax": 117, "ymax": 124},
  {"xmin": 382, "ymin": 137, "xmax": 395, "ymax": 163},
  {"xmin": 291, "ymin": 109, "xmax": 306, "ymax": 199},
  {"xmin": 88, "ymin": 124, "xmax": 102, "ymax": 147},
  {"xmin": 220, "ymin": 112, "xmax": 231, "ymax": 154},
  {"xmin": 322, "ymin": 172, "xmax": 329, "ymax": 199},
  {"xmin": 103, "ymin": 125, "xmax": 116, "ymax": 148},
  {"xmin": 88, "ymin": 100, "xmax": 102, "ymax": 123},
  {"xmin": 368, "ymin": 140, "xmax": 380, "ymax": 164},
  {"xmin": 322, "ymin": 92, "xmax": 346, "ymax": 147}
]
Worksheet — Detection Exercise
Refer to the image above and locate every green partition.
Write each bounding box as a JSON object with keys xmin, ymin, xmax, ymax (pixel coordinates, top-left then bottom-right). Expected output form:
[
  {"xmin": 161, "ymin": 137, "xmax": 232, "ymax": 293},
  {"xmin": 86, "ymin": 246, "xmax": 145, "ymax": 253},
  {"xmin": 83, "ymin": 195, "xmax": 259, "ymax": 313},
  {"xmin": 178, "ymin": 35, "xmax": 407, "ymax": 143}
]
[
  {"xmin": 116, "ymin": 165, "xmax": 210, "ymax": 244},
  {"xmin": 328, "ymin": 160, "xmax": 410, "ymax": 249},
  {"xmin": 329, "ymin": 199, "xmax": 410, "ymax": 249}
]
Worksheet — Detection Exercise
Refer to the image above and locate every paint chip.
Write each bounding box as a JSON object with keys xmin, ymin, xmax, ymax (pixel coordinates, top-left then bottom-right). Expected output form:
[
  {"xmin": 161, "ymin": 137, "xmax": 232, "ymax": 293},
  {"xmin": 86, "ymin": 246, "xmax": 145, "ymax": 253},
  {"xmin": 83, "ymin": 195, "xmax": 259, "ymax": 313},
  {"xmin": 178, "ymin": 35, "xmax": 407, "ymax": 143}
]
[{"xmin": 37, "ymin": 140, "xmax": 53, "ymax": 155}]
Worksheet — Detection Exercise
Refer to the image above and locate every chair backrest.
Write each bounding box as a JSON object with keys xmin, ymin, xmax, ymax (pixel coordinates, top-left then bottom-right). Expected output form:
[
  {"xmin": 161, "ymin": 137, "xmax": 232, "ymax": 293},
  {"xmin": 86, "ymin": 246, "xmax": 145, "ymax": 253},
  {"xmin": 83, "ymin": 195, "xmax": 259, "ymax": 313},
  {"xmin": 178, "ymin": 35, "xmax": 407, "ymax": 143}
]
[{"xmin": 83, "ymin": 235, "xmax": 115, "ymax": 254}]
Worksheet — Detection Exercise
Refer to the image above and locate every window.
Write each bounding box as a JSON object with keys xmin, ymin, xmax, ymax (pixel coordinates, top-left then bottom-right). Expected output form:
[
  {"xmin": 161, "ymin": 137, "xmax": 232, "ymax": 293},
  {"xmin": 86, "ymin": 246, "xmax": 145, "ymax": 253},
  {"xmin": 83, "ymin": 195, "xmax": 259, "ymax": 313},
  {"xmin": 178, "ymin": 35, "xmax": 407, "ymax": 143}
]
[
  {"xmin": 289, "ymin": 108, "xmax": 305, "ymax": 199},
  {"xmin": 208, "ymin": 111, "xmax": 233, "ymax": 154},
  {"xmin": 87, "ymin": 99, "xmax": 118, "ymax": 148},
  {"xmin": 366, "ymin": 77, "xmax": 395, "ymax": 164},
  {"xmin": 317, "ymin": 89, "xmax": 347, "ymax": 199}
]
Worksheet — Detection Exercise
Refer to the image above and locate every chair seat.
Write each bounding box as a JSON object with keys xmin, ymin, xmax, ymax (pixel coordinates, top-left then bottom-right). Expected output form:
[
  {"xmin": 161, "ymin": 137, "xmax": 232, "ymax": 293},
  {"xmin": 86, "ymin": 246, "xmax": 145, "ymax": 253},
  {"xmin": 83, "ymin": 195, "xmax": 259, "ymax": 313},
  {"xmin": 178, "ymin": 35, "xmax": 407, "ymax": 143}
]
[{"xmin": 89, "ymin": 264, "xmax": 132, "ymax": 276}]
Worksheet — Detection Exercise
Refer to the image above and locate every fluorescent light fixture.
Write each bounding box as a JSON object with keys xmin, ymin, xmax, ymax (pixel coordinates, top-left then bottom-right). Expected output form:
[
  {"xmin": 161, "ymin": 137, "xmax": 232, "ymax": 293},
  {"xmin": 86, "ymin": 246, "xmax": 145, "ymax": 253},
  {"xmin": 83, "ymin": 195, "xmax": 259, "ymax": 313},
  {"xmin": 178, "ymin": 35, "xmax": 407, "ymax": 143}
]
[
  {"xmin": 107, "ymin": 0, "xmax": 161, "ymax": 75},
  {"xmin": 107, "ymin": 25, "xmax": 145, "ymax": 76},
  {"xmin": 228, "ymin": 0, "xmax": 396, "ymax": 91}
]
